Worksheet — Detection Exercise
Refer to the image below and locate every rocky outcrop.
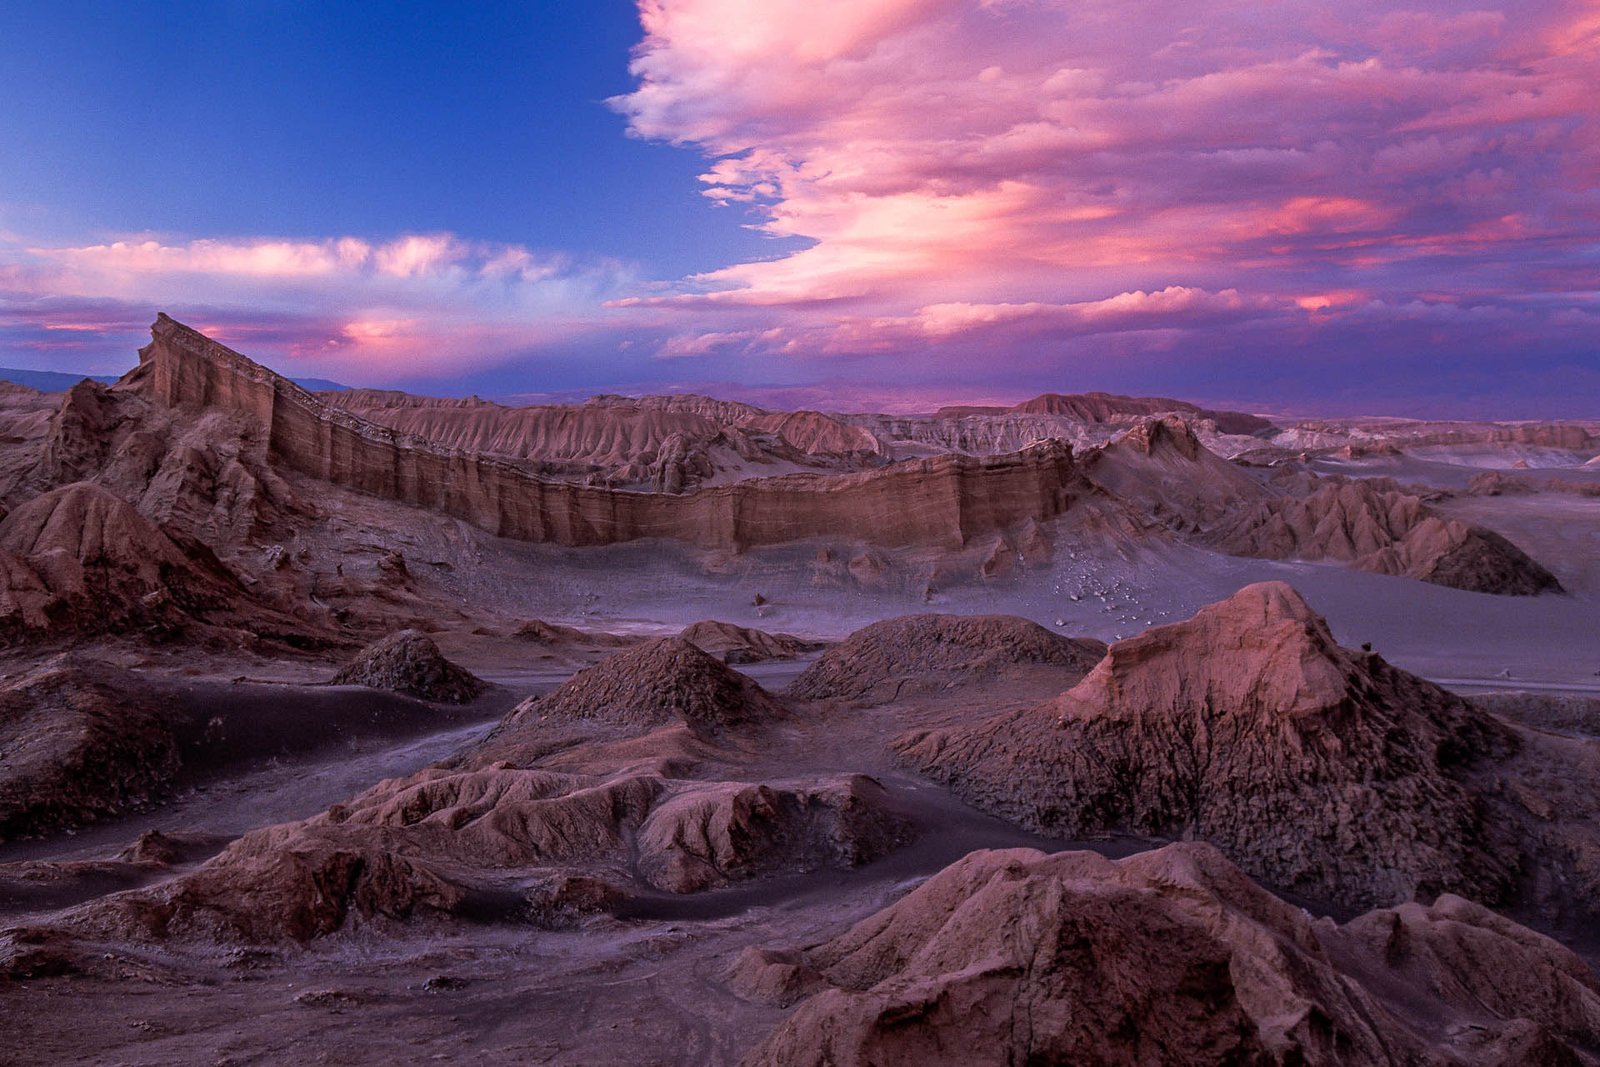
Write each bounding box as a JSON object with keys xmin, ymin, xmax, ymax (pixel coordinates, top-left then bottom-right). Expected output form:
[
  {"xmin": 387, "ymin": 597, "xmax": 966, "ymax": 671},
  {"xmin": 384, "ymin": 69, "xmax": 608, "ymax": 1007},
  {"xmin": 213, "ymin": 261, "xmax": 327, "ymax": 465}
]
[
  {"xmin": 787, "ymin": 614, "xmax": 1105, "ymax": 705},
  {"xmin": 30, "ymin": 376, "xmax": 303, "ymax": 558},
  {"xmin": 512, "ymin": 619, "xmax": 639, "ymax": 647},
  {"xmin": 127, "ymin": 315, "xmax": 1091, "ymax": 552},
  {"xmin": 1208, "ymin": 479, "xmax": 1563, "ymax": 595},
  {"xmin": 734, "ymin": 843, "xmax": 1600, "ymax": 1066},
  {"xmin": 678, "ymin": 620, "xmax": 821, "ymax": 663},
  {"xmin": 896, "ymin": 583, "xmax": 1518, "ymax": 910},
  {"xmin": 741, "ymin": 411, "xmax": 884, "ymax": 458},
  {"xmin": 491, "ymin": 638, "xmax": 786, "ymax": 744},
  {"xmin": 329, "ymin": 630, "xmax": 487, "ymax": 704}
]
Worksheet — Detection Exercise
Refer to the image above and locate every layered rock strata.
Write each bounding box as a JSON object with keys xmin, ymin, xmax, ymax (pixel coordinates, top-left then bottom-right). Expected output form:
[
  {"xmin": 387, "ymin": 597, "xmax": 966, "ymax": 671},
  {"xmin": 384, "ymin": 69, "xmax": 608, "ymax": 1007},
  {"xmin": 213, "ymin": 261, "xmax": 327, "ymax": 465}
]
[{"xmin": 127, "ymin": 315, "xmax": 1089, "ymax": 552}]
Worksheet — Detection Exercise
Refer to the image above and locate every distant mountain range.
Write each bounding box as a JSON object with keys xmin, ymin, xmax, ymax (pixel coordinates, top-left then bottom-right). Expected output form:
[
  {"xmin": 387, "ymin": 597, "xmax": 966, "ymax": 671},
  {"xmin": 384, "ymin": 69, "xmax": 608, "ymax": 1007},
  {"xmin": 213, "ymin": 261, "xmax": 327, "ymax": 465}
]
[{"xmin": 0, "ymin": 367, "xmax": 349, "ymax": 393}]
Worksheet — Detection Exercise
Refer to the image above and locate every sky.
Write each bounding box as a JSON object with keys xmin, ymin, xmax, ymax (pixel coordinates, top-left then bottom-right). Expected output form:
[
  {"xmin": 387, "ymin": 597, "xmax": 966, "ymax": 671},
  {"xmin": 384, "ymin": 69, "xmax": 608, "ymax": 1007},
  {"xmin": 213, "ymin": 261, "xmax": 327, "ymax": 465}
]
[{"xmin": 0, "ymin": 0, "xmax": 1596, "ymax": 416}]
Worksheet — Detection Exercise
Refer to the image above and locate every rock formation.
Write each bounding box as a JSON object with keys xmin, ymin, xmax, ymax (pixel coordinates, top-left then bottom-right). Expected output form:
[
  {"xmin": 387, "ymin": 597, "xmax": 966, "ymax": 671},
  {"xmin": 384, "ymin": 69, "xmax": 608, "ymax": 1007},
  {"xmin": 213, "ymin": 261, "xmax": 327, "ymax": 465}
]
[
  {"xmin": 68, "ymin": 765, "xmax": 910, "ymax": 942},
  {"xmin": 678, "ymin": 620, "xmax": 821, "ymax": 663},
  {"xmin": 787, "ymin": 614, "xmax": 1106, "ymax": 705},
  {"xmin": 126, "ymin": 315, "xmax": 1092, "ymax": 553},
  {"xmin": 1080, "ymin": 414, "xmax": 1266, "ymax": 528},
  {"xmin": 634, "ymin": 774, "xmax": 910, "ymax": 894},
  {"xmin": 1012, "ymin": 390, "xmax": 1275, "ymax": 436},
  {"xmin": 512, "ymin": 618, "xmax": 639, "ymax": 647},
  {"xmin": 896, "ymin": 583, "xmax": 1518, "ymax": 910},
  {"xmin": 1208, "ymin": 479, "xmax": 1563, "ymax": 595},
  {"xmin": 735, "ymin": 843, "xmax": 1600, "ymax": 1066},
  {"xmin": 329, "ymin": 630, "xmax": 488, "ymax": 704}
]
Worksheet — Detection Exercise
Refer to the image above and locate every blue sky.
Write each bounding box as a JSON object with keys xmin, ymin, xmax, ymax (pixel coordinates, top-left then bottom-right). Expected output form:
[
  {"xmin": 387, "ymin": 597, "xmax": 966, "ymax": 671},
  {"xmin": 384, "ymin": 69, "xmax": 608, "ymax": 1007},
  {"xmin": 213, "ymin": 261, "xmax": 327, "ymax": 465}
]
[
  {"xmin": 0, "ymin": 1, "xmax": 766, "ymax": 269},
  {"xmin": 0, "ymin": 1, "xmax": 1596, "ymax": 416}
]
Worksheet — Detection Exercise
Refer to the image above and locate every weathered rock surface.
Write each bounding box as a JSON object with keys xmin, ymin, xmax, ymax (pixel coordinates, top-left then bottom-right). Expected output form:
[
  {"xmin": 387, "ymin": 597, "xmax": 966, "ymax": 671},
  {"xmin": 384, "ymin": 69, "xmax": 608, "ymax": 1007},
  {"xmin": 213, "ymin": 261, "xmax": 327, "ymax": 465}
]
[
  {"xmin": 493, "ymin": 638, "xmax": 786, "ymax": 743},
  {"xmin": 787, "ymin": 614, "xmax": 1105, "ymax": 705},
  {"xmin": 36, "ymin": 377, "xmax": 301, "ymax": 549},
  {"xmin": 1209, "ymin": 479, "xmax": 1563, "ymax": 595},
  {"xmin": 635, "ymin": 774, "xmax": 911, "ymax": 893},
  {"xmin": 0, "ymin": 660, "xmax": 178, "ymax": 842},
  {"xmin": 329, "ymin": 630, "xmax": 487, "ymax": 704},
  {"xmin": 734, "ymin": 843, "xmax": 1600, "ymax": 1066},
  {"xmin": 0, "ymin": 482, "xmax": 265, "ymax": 643},
  {"xmin": 678, "ymin": 620, "xmax": 822, "ymax": 663},
  {"xmin": 68, "ymin": 764, "xmax": 910, "ymax": 943},
  {"xmin": 1081, "ymin": 414, "xmax": 1267, "ymax": 528},
  {"xmin": 896, "ymin": 583, "xmax": 1518, "ymax": 910}
]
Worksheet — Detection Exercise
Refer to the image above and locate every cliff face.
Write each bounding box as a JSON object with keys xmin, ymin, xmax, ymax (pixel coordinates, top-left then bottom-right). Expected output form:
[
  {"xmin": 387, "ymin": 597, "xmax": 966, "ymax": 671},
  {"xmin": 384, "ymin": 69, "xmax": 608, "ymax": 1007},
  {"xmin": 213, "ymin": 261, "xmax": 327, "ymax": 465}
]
[{"xmin": 127, "ymin": 315, "xmax": 1088, "ymax": 551}]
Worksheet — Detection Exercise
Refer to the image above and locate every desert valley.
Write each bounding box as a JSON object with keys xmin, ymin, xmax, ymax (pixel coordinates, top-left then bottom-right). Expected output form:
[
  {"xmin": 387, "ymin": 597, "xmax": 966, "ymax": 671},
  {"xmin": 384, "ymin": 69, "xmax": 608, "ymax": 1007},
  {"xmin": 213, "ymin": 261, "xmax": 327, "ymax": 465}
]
[{"xmin": 0, "ymin": 314, "xmax": 1594, "ymax": 1064}]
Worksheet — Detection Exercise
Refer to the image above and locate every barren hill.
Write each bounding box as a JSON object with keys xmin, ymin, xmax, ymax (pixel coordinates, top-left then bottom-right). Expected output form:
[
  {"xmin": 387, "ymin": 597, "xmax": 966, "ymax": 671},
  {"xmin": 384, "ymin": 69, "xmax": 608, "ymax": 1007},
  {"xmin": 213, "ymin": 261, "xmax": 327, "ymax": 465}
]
[{"xmin": 897, "ymin": 582, "xmax": 1520, "ymax": 909}]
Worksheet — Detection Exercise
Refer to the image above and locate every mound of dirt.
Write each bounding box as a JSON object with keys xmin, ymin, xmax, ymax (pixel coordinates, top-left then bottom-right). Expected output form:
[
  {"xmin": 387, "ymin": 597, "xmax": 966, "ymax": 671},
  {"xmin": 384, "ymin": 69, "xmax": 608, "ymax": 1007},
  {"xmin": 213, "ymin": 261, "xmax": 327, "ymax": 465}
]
[
  {"xmin": 734, "ymin": 843, "xmax": 1600, "ymax": 1066},
  {"xmin": 329, "ymin": 630, "xmax": 487, "ymax": 704},
  {"xmin": 0, "ymin": 659, "xmax": 178, "ymax": 842},
  {"xmin": 678, "ymin": 620, "xmax": 821, "ymax": 663},
  {"xmin": 786, "ymin": 614, "xmax": 1105, "ymax": 704},
  {"xmin": 497, "ymin": 638, "xmax": 785, "ymax": 739},
  {"xmin": 896, "ymin": 582, "xmax": 1519, "ymax": 910}
]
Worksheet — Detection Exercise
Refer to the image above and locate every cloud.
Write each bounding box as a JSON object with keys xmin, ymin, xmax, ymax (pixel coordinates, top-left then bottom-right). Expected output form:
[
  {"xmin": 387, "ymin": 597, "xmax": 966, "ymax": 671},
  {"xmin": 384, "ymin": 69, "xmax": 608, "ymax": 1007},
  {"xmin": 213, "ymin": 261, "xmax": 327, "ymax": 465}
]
[
  {"xmin": 609, "ymin": 0, "xmax": 1600, "ymax": 387},
  {"xmin": 0, "ymin": 231, "xmax": 637, "ymax": 381}
]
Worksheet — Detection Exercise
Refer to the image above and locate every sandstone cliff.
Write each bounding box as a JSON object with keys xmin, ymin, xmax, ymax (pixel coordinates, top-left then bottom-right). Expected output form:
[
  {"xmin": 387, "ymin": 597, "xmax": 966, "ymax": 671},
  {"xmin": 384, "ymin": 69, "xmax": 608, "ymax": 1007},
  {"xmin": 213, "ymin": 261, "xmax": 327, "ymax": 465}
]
[{"xmin": 126, "ymin": 315, "xmax": 1089, "ymax": 552}]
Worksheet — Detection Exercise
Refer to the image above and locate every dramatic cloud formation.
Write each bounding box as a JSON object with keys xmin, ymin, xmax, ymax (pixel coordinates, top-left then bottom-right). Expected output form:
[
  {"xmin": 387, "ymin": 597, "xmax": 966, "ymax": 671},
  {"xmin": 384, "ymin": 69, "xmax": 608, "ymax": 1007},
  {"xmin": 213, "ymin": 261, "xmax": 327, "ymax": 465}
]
[
  {"xmin": 0, "ymin": 2, "xmax": 1593, "ymax": 412},
  {"xmin": 0, "ymin": 232, "xmax": 634, "ymax": 381},
  {"xmin": 611, "ymin": 0, "xmax": 1600, "ymax": 408}
]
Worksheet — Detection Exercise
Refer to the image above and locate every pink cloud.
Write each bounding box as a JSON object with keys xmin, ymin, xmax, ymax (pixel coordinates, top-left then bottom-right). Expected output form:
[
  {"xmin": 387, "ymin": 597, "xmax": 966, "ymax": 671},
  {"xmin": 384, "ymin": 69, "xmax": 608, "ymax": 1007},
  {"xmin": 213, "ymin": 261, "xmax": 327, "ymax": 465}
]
[
  {"xmin": 610, "ymin": 0, "xmax": 1600, "ymax": 365},
  {"xmin": 0, "ymin": 231, "xmax": 637, "ymax": 380}
]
